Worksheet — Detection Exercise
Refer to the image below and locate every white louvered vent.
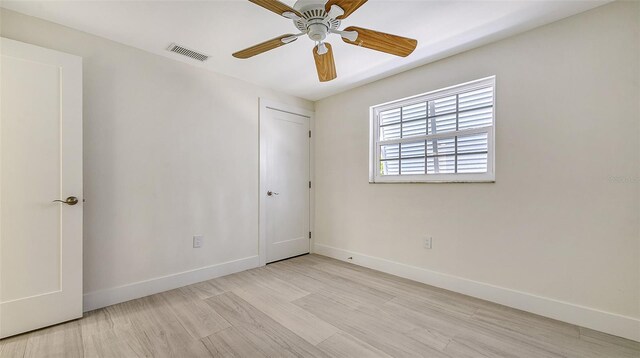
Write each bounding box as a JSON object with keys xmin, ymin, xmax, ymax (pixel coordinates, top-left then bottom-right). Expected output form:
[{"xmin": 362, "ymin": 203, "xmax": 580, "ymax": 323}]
[{"xmin": 167, "ymin": 43, "xmax": 209, "ymax": 62}]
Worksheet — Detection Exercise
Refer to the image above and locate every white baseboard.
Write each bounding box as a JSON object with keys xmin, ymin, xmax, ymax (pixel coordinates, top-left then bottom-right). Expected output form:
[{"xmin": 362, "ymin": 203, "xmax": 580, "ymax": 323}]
[
  {"xmin": 313, "ymin": 243, "xmax": 640, "ymax": 342},
  {"xmin": 83, "ymin": 255, "xmax": 260, "ymax": 312}
]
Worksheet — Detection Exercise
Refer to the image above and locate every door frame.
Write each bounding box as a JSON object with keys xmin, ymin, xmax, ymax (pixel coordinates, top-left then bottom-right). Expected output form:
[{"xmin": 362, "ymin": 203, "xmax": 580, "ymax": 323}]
[{"xmin": 259, "ymin": 99, "xmax": 314, "ymax": 266}]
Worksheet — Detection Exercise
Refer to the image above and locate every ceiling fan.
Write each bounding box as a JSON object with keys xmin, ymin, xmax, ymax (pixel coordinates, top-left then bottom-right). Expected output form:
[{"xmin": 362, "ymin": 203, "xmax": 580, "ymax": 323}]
[{"xmin": 233, "ymin": 0, "xmax": 418, "ymax": 82}]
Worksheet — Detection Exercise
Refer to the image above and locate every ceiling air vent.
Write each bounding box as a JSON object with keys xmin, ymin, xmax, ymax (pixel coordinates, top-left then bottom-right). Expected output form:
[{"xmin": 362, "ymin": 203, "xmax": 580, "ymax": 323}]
[{"xmin": 167, "ymin": 43, "xmax": 209, "ymax": 62}]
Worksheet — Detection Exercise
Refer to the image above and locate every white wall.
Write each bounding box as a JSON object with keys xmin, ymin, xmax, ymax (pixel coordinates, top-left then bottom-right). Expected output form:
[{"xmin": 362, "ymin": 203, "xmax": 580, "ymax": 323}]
[
  {"xmin": 314, "ymin": 1, "xmax": 639, "ymax": 340},
  {"xmin": 0, "ymin": 9, "xmax": 312, "ymax": 308}
]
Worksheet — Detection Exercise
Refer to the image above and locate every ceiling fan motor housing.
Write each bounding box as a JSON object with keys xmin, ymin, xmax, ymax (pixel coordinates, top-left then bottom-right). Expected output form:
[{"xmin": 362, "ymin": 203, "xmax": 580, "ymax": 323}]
[
  {"xmin": 293, "ymin": 1, "xmax": 341, "ymax": 43},
  {"xmin": 308, "ymin": 23, "xmax": 328, "ymax": 41}
]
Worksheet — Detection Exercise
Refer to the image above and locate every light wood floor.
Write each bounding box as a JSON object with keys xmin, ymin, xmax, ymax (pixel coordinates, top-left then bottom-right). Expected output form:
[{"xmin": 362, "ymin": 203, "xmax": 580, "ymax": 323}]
[{"xmin": 1, "ymin": 254, "xmax": 639, "ymax": 357}]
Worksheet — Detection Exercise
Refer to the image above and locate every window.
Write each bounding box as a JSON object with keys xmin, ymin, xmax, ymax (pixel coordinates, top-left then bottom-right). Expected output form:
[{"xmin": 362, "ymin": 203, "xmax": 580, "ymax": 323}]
[{"xmin": 369, "ymin": 76, "xmax": 495, "ymax": 183}]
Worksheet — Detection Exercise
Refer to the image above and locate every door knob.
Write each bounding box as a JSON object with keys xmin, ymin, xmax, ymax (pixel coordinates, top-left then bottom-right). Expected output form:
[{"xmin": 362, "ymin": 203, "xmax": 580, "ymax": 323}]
[
  {"xmin": 267, "ymin": 191, "xmax": 279, "ymax": 196},
  {"xmin": 53, "ymin": 196, "xmax": 79, "ymax": 205}
]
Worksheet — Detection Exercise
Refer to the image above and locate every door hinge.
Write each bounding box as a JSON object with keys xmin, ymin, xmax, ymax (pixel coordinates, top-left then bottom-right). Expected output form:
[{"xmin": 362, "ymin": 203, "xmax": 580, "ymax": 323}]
[
  {"xmin": 309, "ymin": 181, "xmax": 312, "ymax": 189},
  {"xmin": 309, "ymin": 130, "xmax": 311, "ymax": 138},
  {"xmin": 309, "ymin": 231, "xmax": 312, "ymax": 239}
]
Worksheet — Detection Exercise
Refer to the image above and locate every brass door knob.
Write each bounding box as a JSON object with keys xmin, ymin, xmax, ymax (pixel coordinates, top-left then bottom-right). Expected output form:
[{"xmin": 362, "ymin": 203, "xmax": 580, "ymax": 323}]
[{"xmin": 53, "ymin": 196, "xmax": 79, "ymax": 205}]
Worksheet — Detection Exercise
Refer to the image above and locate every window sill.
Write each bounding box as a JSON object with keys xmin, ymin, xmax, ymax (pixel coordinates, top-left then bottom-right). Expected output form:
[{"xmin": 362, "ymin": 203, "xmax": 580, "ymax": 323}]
[
  {"xmin": 369, "ymin": 173, "xmax": 495, "ymax": 184},
  {"xmin": 369, "ymin": 180, "xmax": 496, "ymax": 184}
]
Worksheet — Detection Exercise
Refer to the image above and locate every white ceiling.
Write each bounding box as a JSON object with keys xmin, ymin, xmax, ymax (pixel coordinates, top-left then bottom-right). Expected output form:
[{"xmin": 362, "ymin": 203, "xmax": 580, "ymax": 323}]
[{"xmin": 2, "ymin": 0, "xmax": 609, "ymax": 101}]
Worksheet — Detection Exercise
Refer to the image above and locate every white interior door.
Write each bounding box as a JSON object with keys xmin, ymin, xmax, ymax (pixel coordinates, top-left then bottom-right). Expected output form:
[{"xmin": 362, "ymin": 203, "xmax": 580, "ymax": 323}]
[
  {"xmin": 0, "ymin": 38, "xmax": 83, "ymax": 338},
  {"xmin": 261, "ymin": 104, "xmax": 310, "ymax": 264}
]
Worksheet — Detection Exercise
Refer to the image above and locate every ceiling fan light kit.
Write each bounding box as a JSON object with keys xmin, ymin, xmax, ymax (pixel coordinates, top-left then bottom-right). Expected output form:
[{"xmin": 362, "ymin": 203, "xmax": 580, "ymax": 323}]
[{"xmin": 234, "ymin": 0, "xmax": 418, "ymax": 82}]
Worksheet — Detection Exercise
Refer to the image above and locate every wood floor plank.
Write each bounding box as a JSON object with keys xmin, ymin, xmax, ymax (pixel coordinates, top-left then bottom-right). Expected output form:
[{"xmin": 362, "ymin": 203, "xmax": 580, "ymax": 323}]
[
  {"xmin": 293, "ymin": 292, "xmax": 450, "ymax": 357},
  {"xmin": 471, "ymin": 307, "xmax": 580, "ymax": 340},
  {"xmin": 180, "ymin": 278, "xmax": 228, "ymax": 300},
  {"xmin": 309, "ymin": 255, "xmax": 496, "ymax": 312},
  {"xmin": 447, "ymin": 329, "xmax": 565, "ymax": 358},
  {"xmin": 272, "ymin": 260, "xmax": 395, "ymax": 309},
  {"xmin": 243, "ymin": 267, "xmax": 311, "ymax": 301},
  {"xmin": 405, "ymin": 327, "xmax": 453, "ymax": 352},
  {"xmin": 443, "ymin": 340, "xmax": 493, "ymax": 358},
  {"xmin": 0, "ymin": 333, "xmax": 29, "ymax": 357},
  {"xmin": 383, "ymin": 297, "xmax": 479, "ymax": 341},
  {"xmin": 216, "ymin": 266, "xmax": 310, "ymax": 302},
  {"xmin": 80, "ymin": 308, "xmax": 151, "ymax": 357},
  {"xmin": 232, "ymin": 284, "xmax": 338, "ymax": 345},
  {"xmin": 579, "ymin": 326, "xmax": 640, "ymax": 351},
  {"xmin": 317, "ymin": 332, "xmax": 393, "ymax": 358},
  {"xmin": 264, "ymin": 261, "xmax": 328, "ymax": 293},
  {"xmin": 201, "ymin": 327, "xmax": 267, "ymax": 358},
  {"xmin": 277, "ymin": 259, "xmax": 394, "ymax": 301},
  {"xmin": 204, "ymin": 291, "xmax": 330, "ymax": 357},
  {"xmin": 115, "ymin": 295, "xmax": 212, "ymax": 357},
  {"xmin": 286, "ymin": 253, "xmax": 330, "ymax": 266},
  {"xmin": 390, "ymin": 292, "xmax": 638, "ymax": 358},
  {"xmin": 81, "ymin": 329, "xmax": 144, "ymax": 358},
  {"xmin": 313, "ymin": 260, "xmax": 488, "ymax": 316},
  {"xmin": 1, "ymin": 254, "xmax": 638, "ymax": 358},
  {"xmin": 159, "ymin": 288, "xmax": 231, "ymax": 339},
  {"xmin": 552, "ymin": 328, "xmax": 640, "ymax": 358},
  {"xmin": 23, "ymin": 320, "xmax": 83, "ymax": 358},
  {"xmin": 387, "ymin": 295, "xmax": 569, "ymax": 358},
  {"xmin": 142, "ymin": 319, "xmax": 212, "ymax": 358}
]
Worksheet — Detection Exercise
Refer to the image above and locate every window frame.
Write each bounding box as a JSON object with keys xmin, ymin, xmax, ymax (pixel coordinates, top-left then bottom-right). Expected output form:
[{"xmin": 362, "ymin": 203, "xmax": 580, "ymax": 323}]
[{"xmin": 369, "ymin": 76, "xmax": 496, "ymax": 183}]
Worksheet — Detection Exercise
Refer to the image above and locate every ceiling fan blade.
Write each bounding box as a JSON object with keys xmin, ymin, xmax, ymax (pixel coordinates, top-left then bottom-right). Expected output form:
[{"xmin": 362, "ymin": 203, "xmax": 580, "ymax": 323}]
[
  {"xmin": 325, "ymin": 0, "xmax": 367, "ymax": 19},
  {"xmin": 248, "ymin": 0, "xmax": 302, "ymax": 18},
  {"xmin": 313, "ymin": 43, "xmax": 337, "ymax": 82},
  {"xmin": 233, "ymin": 34, "xmax": 297, "ymax": 59},
  {"xmin": 341, "ymin": 26, "xmax": 417, "ymax": 57}
]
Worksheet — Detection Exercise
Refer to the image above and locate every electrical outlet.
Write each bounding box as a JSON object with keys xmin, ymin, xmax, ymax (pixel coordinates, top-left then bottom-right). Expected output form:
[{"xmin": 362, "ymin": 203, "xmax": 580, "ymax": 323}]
[
  {"xmin": 424, "ymin": 237, "xmax": 432, "ymax": 249},
  {"xmin": 193, "ymin": 235, "xmax": 203, "ymax": 248}
]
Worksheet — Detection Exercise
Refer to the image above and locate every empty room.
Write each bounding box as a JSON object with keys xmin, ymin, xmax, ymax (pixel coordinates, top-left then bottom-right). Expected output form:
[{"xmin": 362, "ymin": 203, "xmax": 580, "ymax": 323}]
[{"xmin": 0, "ymin": 0, "xmax": 638, "ymax": 357}]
